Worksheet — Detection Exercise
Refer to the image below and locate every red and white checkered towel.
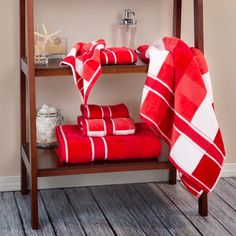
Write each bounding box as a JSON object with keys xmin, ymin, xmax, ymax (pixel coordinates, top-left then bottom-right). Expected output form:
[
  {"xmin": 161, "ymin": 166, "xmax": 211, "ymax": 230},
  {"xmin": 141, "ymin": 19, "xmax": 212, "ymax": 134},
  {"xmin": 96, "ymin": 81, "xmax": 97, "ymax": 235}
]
[
  {"xmin": 140, "ymin": 37, "xmax": 225, "ymax": 197},
  {"xmin": 61, "ymin": 40, "xmax": 137, "ymax": 104},
  {"xmin": 60, "ymin": 39, "xmax": 106, "ymax": 104}
]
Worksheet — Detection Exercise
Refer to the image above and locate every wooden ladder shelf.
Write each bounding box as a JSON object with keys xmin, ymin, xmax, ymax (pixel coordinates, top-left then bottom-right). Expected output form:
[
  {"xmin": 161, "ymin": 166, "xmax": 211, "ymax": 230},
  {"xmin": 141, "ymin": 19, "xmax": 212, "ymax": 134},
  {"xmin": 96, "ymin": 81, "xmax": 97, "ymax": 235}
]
[{"xmin": 20, "ymin": 0, "xmax": 207, "ymax": 229}]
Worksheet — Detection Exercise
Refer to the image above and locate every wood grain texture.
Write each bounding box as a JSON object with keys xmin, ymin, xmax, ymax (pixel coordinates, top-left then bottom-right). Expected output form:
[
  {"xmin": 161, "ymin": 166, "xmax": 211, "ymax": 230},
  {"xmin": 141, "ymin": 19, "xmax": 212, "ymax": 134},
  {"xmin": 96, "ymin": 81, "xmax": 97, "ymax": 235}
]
[
  {"xmin": 112, "ymin": 184, "xmax": 172, "ymax": 236},
  {"xmin": 158, "ymin": 182, "xmax": 231, "ymax": 235},
  {"xmin": 1, "ymin": 179, "xmax": 236, "ymax": 234},
  {"xmin": 14, "ymin": 191, "xmax": 55, "ymax": 236},
  {"xmin": 224, "ymin": 177, "xmax": 236, "ymax": 189},
  {"xmin": 208, "ymin": 186, "xmax": 236, "ymax": 235},
  {"xmin": 64, "ymin": 187, "xmax": 114, "ymax": 236},
  {"xmin": 134, "ymin": 183, "xmax": 201, "ymax": 236},
  {"xmin": 0, "ymin": 192, "xmax": 25, "ymax": 236},
  {"xmin": 40, "ymin": 189, "xmax": 85, "ymax": 236},
  {"xmin": 89, "ymin": 185, "xmax": 146, "ymax": 236},
  {"xmin": 214, "ymin": 178, "xmax": 236, "ymax": 210}
]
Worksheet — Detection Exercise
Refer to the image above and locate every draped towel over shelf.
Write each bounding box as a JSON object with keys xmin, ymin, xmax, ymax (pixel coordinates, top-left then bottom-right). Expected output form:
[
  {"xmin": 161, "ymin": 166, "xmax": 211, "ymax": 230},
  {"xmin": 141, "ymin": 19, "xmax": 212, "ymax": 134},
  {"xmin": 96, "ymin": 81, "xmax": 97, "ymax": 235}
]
[
  {"xmin": 140, "ymin": 37, "xmax": 225, "ymax": 197},
  {"xmin": 60, "ymin": 39, "xmax": 137, "ymax": 104}
]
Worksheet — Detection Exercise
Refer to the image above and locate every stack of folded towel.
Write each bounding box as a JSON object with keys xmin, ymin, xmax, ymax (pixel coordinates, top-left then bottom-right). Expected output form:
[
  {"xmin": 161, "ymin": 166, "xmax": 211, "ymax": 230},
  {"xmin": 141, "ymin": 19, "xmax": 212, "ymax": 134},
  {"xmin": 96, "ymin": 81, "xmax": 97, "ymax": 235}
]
[
  {"xmin": 78, "ymin": 103, "xmax": 136, "ymax": 137},
  {"xmin": 55, "ymin": 103, "xmax": 162, "ymax": 163}
]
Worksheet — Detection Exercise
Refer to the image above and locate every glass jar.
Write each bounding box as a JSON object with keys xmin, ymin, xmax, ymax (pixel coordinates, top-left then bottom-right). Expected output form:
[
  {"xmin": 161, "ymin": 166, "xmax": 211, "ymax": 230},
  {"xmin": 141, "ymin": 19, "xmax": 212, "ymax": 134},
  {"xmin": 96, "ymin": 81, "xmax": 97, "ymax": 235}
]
[{"xmin": 36, "ymin": 105, "xmax": 63, "ymax": 148}]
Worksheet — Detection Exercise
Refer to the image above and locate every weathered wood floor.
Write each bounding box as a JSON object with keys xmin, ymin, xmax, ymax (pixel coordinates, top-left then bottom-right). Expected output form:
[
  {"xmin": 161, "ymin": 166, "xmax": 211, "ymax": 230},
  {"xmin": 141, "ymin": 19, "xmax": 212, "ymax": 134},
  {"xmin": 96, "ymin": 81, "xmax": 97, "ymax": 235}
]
[{"xmin": 0, "ymin": 177, "xmax": 236, "ymax": 235}]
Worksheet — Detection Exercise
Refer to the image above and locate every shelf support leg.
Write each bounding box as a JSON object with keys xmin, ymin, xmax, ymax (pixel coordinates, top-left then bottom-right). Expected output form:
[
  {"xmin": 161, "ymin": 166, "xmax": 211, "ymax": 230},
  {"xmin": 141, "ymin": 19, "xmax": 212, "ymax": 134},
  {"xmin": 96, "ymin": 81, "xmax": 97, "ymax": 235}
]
[
  {"xmin": 20, "ymin": 0, "xmax": 28, "ymax": 195},
  {"xmin": 194, "ymin": 0, "xmax": 204, "ymax": 52},
  {"xmin": 26, "ymin": 0, "xmax": 38, "ymax": 229},
  {"xmin": 198, "ymin": 192, "xmax": 208, "ymax": 216},
  {"xmin": 173, "ymin": 0, "xmax": 182, "ymax": 38},
  {"xmin": 169, "ymin": 167, "xmax": 177, "ymax": 185},
  {"xmin": 31, "ymin": 175, "xmax": 38, "ymax": 229}
]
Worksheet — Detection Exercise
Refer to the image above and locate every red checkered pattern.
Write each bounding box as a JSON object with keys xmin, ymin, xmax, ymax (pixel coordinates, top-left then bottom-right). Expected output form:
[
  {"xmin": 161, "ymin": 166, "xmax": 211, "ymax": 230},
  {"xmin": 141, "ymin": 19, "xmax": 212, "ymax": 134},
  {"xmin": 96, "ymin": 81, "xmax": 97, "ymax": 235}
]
[
  {"xmin": 61, "ymin": 40, "xmax": 137, "ymax": 104},
  {"xmin": 140, "ymin": 37, "xmax": 225, "ymax": 197},
  {"xmin": 60, "ymin": 39, "xmax": 106, "ymax": 104}
]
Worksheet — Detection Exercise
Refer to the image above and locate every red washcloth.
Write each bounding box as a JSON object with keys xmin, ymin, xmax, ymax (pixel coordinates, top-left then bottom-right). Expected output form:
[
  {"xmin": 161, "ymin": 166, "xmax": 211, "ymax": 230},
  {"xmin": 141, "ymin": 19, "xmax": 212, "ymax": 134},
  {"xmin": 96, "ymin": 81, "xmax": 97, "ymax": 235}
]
[
  {"xmin": 77, "ymin": 116, "xmax": 136, "ymax": 137},
  {"xmin": 61, "ymin": 39, "xmax": 138, "ymax": 104},
  {"xmin": 140, "ymin": 37, "xmax": 225, "ymax": 197},
  {"xmin": 101, "ymin": 47, "xmax": 137, "ymax": 65},
  {"xmin": 55, "ymin": 123, "xmax": 162, "ymax": 163},
  {"xmin": 81, "ymin": 103, "xmax": 129, "ymax": 119}
]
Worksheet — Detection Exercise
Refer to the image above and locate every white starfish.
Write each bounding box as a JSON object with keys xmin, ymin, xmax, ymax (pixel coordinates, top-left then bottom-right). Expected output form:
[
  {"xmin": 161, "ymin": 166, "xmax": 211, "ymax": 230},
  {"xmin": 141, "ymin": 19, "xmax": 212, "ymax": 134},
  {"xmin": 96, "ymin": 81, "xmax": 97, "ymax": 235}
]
[{"xmin": 34, "ymin": 23, "xmax": 61, "ymax": 45}]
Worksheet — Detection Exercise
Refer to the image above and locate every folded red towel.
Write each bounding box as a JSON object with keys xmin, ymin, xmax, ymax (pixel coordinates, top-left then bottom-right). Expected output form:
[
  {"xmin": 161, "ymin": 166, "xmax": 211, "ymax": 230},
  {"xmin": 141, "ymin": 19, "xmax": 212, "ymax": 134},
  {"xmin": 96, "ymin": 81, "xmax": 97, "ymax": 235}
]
[
  {"xmin": 101, "ymin": 47, "xmax": 137, "ymax": 65},
  {"xmin": 77, "ymin": 116, "xmax": 135, "ymax": 137},
  {"xmin": 81, "ymin": 103, "xmax": 129, "ymax": 119},
  {"xmin": 55, "ymin": 123, "xmax": 162, "ymax": 163}
]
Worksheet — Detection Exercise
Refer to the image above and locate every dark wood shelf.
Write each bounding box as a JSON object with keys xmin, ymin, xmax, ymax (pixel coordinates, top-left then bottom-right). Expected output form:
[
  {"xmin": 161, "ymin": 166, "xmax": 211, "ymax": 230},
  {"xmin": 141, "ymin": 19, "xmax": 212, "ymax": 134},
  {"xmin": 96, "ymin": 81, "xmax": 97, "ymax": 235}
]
[
  {"xmin": 22, "ymin": 144, "xmax": 173, "ymax": 177},
  {"xmin": 21, "ymin": 56, "xmax": 148, "ymax": 77}
]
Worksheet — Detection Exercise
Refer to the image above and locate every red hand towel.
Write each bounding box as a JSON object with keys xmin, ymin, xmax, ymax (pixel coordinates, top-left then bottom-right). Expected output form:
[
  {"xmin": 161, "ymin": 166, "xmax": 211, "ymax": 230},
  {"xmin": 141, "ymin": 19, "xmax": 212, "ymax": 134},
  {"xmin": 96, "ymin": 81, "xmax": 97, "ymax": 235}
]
[
  {"xmin": 140, "ymin": 36, "xmax": 225, "ymax": 197},
  {"xmin": 100, "ymin": 47, "xmax": 137, "ymax": 65},
  {"xmin": 77, "ymin": 116, "xmax": 135, "ymax": 137},
  {"xmin": 80, "ymin": 103, "xmax": 129, "ymax": 119},
  {"xmin": 60, "ymin": 39, "xmax": 106, "ymax": 104},
  {"xmin": 55, "ymin": 123, "xmax": 161, "ymax": 163}
]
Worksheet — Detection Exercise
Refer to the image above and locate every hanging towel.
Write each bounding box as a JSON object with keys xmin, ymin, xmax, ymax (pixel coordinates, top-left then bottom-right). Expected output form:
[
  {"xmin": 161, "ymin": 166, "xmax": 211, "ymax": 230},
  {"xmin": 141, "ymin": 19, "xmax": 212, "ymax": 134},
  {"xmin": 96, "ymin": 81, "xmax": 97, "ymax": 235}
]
[
  {"xmin": 81, "ymin": 103, "xmax": 130, "ymax": 119},
  {"xmin": 140, "ymin": 37, "xmax": 225, "ymax": 197},
  {"xmin": 60, "ymin": 39, "xmax": 106, "ymax": 104},
  {"xmin": 61, "ymin": 40, "xmax": 137, "ymax": 104},
  {"xmin": 55, "ymin": 123, "xmax": 161, "ymax": 163},
  {"xmin": 77, "ymin": 116, "xmax": 136, "ymax": 137}
]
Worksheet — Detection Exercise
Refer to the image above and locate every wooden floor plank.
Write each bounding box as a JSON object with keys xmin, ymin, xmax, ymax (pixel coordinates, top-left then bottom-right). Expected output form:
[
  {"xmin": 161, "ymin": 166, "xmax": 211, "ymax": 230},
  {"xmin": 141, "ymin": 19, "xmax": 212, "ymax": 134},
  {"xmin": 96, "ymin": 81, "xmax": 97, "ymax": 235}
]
[
  {"xmin": 208, "ymin": 188, "xmax": 236, "ymax": 235},
  {"xmin": 40, "ymin": 189, "xmax": 85, "ymax": 236},
  {"xmin": 89, "ymin": 185, "xmax": 146, "ymax": 236},
  {"xmin": 64, "ymin": 187, "xmax": 115, "ymax": 236},
  {"xmin": 0, "ymin": 192, "xmax": 25, "ymax": 236},
  {"xmin": 134, "ymin": 183, "xmax": 201, "ymax": 236},
  {"xmin": 158, "ymin": 182, "xmax": 231, "ymax": 236},
  {"xmin": 112, "ymin": 184, "xmax": 172, "ymax": 236},
  {"xmin": 14, "ymin": 192, "xmax": 55, "ymax": 236},
  {"xmin": 224, "ymin": 177, "xmax": 236, "ymax": 189},
  {"xmin": 214, "ymin": 178, "xmax": 236, "ymax": 210}
]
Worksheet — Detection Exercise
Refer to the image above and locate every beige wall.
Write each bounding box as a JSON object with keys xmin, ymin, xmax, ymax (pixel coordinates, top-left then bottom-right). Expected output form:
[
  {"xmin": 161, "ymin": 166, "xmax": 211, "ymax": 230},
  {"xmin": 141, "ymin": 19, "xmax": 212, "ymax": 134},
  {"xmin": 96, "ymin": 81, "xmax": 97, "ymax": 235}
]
[{"xmin": 0, "ymin": 0, "xmax": 235, "ymax": 177}]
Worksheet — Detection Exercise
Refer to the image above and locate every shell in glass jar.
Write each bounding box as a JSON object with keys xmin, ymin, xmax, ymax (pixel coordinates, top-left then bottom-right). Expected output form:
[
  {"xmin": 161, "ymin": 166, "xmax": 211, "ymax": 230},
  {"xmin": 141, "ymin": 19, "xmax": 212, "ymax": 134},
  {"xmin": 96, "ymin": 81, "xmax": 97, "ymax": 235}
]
[{"xmin": 36, "ymin": 105, "xmax": 63, "ymax": 148}]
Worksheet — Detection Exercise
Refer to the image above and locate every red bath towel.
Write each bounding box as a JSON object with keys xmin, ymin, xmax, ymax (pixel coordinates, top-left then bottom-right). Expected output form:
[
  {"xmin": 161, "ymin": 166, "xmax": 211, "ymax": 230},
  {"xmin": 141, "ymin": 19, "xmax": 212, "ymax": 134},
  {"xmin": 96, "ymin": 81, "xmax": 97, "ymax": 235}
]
[
  {"xmin": 80, "ymin": 103, "xmax": 130, "ymax": 119},
  {"xmin": 61, "ymin": 39, "xmax": 137, "ymax": 104},
  {"xmin": 140, "ymin": 37, "xmax": 225, "ymax": 197},
  {"xmin": 77, "ymin": 116, "xmax": 136, "ymax": 137},
  {"xmin": 55, "ymin": 123, "xmax": 161, "ymax": 163}
]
